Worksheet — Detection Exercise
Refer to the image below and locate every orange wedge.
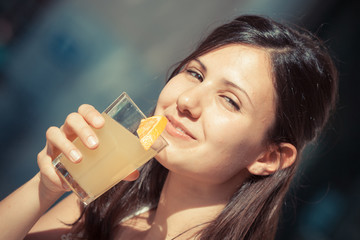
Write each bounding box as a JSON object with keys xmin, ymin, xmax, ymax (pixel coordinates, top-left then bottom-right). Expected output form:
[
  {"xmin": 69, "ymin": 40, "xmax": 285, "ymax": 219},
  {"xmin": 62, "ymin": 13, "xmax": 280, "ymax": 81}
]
[{"xmin": 136, "ymin": 115, "xmax": 168, "ymax": 150}]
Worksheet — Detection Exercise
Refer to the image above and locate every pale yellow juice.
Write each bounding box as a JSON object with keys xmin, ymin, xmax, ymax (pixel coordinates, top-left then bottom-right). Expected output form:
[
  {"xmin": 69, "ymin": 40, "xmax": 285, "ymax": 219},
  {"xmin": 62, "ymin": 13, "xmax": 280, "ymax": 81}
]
[{"xmin": 57, "ymin": 113, "xmax": 157, "ymax": 200}]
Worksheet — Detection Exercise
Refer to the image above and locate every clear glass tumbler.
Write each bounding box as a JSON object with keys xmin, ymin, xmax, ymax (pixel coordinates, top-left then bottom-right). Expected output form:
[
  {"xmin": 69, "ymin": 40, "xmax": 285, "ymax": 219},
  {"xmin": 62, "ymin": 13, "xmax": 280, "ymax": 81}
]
[{"xmin": 53, "ymin": 92, "xmax": 167, "ymax": 205}]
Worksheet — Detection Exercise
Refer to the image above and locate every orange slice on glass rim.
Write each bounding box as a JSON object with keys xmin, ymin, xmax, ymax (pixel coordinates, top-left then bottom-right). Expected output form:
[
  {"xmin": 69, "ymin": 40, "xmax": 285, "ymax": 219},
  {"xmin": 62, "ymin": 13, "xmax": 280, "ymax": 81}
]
[{"xmin": 136, "ymin": 115, "xmax": 168, "ymax": 150}]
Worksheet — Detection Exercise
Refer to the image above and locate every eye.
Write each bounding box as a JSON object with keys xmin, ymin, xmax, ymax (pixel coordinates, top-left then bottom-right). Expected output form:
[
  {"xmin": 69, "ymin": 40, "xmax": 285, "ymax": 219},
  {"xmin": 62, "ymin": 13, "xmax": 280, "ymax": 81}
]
[
  {"xmin": 222, "ymin": 95, "xmax": 240, "ymax": 111},
  {"xmin": 186, "ymin": 69, "xmax": 203, "ymax": 82}
]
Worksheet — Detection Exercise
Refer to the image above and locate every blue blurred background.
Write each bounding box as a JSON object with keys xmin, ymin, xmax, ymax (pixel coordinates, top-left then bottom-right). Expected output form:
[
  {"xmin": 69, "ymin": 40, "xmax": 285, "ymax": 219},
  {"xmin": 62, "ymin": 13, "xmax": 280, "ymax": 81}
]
[{"xmin": 0, "ymin": 0, "xmax": 359, "ymax": 239}]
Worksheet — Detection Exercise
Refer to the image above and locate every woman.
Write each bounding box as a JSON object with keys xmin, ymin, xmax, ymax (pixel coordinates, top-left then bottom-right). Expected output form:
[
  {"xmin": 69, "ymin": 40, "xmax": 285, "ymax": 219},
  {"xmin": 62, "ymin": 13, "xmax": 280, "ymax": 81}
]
[{"xmin": 0, "ymin": 15, "xmax": 337, "ymax": 240}]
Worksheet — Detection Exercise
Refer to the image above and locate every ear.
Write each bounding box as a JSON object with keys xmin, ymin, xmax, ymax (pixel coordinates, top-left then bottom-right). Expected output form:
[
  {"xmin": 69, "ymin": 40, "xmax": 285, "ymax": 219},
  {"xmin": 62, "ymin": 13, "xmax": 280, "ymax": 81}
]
[{"xmin": 247, "ymin": 143, "xmax": 297, "ymax": 176}]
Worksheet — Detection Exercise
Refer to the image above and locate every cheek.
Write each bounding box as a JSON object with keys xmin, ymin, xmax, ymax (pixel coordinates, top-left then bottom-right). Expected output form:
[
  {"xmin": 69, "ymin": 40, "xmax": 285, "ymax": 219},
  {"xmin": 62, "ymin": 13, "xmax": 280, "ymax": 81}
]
[
  {"xmin": 204, "ymin": 113, "xmax": 264, "ymax": 162},
  {"xmin": 154, "ymin": 79, "xmax": 184, "ymax": 114},
  {"xmin": 154, "ymin": 85, "xmax": 174, "ymax": 114}
]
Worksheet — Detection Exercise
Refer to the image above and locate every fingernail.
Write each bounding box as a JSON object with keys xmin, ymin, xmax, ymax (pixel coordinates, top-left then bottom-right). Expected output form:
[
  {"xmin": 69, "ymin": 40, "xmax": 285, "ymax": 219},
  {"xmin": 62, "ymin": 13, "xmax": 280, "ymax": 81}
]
[
  {"xmin": 70, "ymin": 149, "xmax": 81, "ymax": 162},
  {"xmin": 87, "ymin": 135, "xmax": 98, "ymax": 147}
]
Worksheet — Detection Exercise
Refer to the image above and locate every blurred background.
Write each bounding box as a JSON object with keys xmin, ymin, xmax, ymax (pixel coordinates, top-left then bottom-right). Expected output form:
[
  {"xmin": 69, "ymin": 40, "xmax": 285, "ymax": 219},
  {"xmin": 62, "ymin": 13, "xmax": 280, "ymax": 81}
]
[{"xmin": 0, "ymin": 0, "xmax": 358, "ymax": 239}]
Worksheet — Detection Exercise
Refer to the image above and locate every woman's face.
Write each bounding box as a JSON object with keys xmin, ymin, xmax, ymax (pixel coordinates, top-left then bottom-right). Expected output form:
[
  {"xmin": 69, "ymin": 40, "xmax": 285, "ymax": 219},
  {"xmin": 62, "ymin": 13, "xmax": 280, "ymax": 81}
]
[{"xmin": 154, "ymin": 44, "xmax": 276, "ymax": 185}]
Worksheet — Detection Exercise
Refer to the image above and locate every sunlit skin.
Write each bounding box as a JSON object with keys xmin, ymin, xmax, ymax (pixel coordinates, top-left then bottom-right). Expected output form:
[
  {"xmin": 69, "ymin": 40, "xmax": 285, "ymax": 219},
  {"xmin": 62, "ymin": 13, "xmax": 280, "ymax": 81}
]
[
  {"xmin": 0, "ymin": 12, "xmax": 332, "ymax": 238},
  {"xmin": 0, "ymin": 43, "xmax": 297, "ymax": 240},
  {"xmin": 114, "ymin": 44, "xmax": 283, "ymax": 239},
  {"xmin": 154, "ymin": 44, "xmax": 277, "ymax": 187}
]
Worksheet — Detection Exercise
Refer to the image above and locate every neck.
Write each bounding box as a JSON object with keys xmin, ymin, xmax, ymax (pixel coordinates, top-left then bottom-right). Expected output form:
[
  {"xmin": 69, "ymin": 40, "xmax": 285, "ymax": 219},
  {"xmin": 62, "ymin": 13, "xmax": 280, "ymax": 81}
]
[{"xmin": 145, "ymin": 171, "xmax": 245, "ymax": 239}]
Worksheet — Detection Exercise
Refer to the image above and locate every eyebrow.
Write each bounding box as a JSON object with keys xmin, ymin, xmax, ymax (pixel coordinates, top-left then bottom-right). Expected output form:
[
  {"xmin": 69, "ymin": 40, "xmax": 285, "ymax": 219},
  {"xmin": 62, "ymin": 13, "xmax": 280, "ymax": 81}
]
[
  {"xmin": 194, "ymin": 58, "xmax": 207, "ymax": 72},
  {"xmin": 194, "ymin": 58, "xmax": 253, "ymax": 106},
  {"xmin": 222, "ymin": 79, "xmax": 253, "ymax": 106}
]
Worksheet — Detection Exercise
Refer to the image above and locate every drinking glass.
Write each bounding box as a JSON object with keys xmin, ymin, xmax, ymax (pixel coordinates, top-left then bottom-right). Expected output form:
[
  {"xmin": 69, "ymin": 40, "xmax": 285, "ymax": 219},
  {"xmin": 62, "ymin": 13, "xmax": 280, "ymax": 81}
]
[{"xmin": 53, "ymin": 92, "xmax": 167, "ymax": 205}]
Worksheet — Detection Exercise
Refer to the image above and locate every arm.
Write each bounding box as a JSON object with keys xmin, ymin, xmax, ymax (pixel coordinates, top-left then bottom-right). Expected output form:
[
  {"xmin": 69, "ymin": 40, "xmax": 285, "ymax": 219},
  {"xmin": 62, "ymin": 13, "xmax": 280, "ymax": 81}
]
[
  {"xmin": 0, "ymin": 104, "xmax": 104, "ymax": 240},
  {"xmin": 25, "ymin": 193, "xmax": 82, "ymax": 240},
  {"xmin": 0, "ymin": 104, "xmax": 139, "ymax": 240},
  {"xmin": 0, "ymin": 173, "xmax": 66, "ymax": 240}
]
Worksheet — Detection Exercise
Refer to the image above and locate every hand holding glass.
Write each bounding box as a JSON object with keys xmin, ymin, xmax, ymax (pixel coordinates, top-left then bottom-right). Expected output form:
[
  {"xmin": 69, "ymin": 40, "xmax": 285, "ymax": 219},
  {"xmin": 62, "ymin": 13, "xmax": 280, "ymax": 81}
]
[{"xmin": 52, "ymin": 92, "xmax": 167, "ymax": 205}]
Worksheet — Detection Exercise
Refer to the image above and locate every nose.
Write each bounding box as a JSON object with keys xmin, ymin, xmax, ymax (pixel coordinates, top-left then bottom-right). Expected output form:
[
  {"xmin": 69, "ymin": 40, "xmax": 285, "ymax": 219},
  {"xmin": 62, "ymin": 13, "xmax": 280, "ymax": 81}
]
[{"xmin": 176, "ymin": 87, "xmax": 202, "ymax": 119}]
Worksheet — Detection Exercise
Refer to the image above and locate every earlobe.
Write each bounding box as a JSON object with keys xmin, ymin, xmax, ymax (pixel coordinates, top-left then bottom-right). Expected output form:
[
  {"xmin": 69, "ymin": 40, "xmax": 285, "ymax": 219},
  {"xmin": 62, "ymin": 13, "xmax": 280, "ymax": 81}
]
[{"xmin": 247, "ymin": 143, "xmax": 297, "ymax": 176}]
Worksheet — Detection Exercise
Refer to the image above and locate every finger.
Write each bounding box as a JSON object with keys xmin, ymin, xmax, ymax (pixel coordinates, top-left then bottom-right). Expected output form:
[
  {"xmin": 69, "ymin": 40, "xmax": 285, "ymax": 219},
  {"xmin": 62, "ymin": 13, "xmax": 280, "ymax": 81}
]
[
  {"xmin": 78, "ymin": 104, "xmax": 105, "ymax": 129},
  {"xmin": 46, "ymin": 126, "xmax": 82, "ymax": 163},
  {"xmin": 37, "ymin": 153, "xmax": 70, "ymax": 192},
  {"xmin": 39, "ymin": 142, "xmax": 60, "ymax": 165},
  {"xmin": 62, "ymin": 112, "xmax": 99, "ymax": 149},
  {"xmin": 37, "ymin": 147, "xmax": 47, "ymax": 161},
  {"xmin": 123, "ymin": 170, "xmax": 140, "ymax": 181}
]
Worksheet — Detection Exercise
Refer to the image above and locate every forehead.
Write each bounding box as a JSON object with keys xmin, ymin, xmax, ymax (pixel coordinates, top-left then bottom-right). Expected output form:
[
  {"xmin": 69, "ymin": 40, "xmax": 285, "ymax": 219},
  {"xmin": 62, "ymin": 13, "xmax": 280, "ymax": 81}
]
[{"xmin": 199, "ymin": 44, "xmax": 271, "ymax": 74}]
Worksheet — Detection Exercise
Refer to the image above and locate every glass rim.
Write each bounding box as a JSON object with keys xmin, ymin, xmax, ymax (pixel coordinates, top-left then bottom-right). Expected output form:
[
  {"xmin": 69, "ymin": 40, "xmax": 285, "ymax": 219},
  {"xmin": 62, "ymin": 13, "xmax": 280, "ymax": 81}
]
[{"xmin": 103, "ymin": 92, "xmax": 146, "ymax": 119}]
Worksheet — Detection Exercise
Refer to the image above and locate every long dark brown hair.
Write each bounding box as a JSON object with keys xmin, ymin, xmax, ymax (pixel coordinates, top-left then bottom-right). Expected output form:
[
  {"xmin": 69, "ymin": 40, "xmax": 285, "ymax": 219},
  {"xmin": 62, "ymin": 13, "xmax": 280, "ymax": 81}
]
[{"xmin": 72, "ymin": 15, "xmax": 338, "ymax": 239}]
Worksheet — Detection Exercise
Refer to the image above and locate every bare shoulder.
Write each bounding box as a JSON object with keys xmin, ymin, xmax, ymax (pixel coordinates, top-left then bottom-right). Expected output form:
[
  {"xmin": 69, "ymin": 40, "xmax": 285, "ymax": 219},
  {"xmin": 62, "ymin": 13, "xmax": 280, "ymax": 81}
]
[{"xmin": 25, "ymin": 193, "xmax": 82, "ymax": 240}]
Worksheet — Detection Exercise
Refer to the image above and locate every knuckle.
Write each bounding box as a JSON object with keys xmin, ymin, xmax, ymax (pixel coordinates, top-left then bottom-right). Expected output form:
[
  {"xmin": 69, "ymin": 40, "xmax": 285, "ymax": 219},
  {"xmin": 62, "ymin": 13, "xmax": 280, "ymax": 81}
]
[
  {"xmin": 65, "ymin": 112, "xmax": 79, "ymax": 124},
  {"xmin": 46, "ymin": 126, "xmax": 59, "ymax": 139},
  {"xmin": 37, "ymin": 151, "xmax": 43, "ymax": 161},
  {"xmin": 78, "ymin": 104, "xmax": 94, "ymax": 114},
  {"xmin": 38, "ymin": 155, "xmax": 51, "ymax": 169},
  {"xmin": 37, "ymin": 150, "xmax": 49, "ymax": 165},
  {"xmin": 37, "ymin": 156, "xmax": 41, "ymax": 166}
]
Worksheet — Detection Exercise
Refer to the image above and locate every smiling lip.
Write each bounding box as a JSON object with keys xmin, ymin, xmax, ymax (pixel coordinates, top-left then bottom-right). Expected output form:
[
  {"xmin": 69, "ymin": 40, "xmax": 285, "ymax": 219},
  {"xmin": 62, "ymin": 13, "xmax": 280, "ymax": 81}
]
[{"xmin": 165, "ymin": 116, "xmax": 196, "ymax": 140}]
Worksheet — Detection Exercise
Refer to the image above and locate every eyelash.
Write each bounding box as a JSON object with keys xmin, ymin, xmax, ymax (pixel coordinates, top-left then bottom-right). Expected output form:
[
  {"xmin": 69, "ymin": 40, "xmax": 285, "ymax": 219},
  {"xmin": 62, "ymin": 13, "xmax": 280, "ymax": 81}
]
[
  {"xmin": 185, "ymin": 68, "xmax": 240, "ymax": 111},
  {"xmin": 186, "ymin": 69, "xmax": 203, "ymax": 81},
  {"xmin": 222, "ymin": 96, "xmax": 240, "ymax": 111}
]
